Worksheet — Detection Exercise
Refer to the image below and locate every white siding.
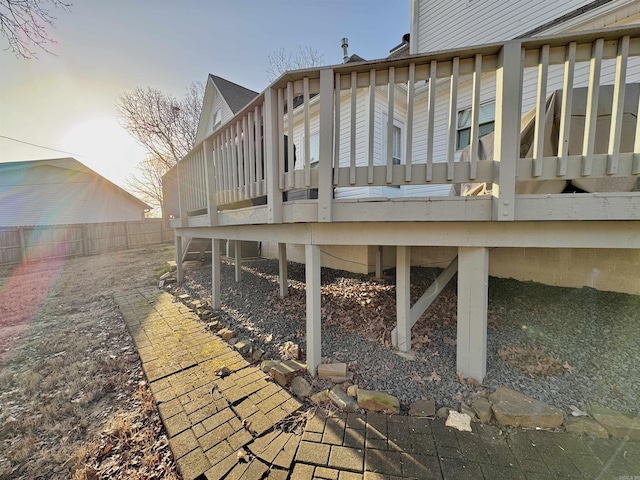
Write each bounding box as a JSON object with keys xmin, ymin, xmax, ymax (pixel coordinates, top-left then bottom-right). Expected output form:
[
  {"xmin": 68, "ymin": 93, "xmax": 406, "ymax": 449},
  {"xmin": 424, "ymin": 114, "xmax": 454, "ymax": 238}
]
[
  {"xmin": 0, "ymin": 165, "xmax": 145, "ymax": 227},
  {"xmin": 414, "ymin": 0, "xmax": 598, "ymax": 53},
  {"xmin": 202, "ymin": 86, "xmax": 235, "ymax": 140}
]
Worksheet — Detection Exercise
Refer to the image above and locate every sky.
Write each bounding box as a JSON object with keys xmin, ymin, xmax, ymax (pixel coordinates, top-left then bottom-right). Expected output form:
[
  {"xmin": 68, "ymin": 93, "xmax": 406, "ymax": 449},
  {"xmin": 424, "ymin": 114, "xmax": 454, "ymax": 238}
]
[{"xmin": 0, "ymin": 0, "xmax": 409, "ymax": 192}]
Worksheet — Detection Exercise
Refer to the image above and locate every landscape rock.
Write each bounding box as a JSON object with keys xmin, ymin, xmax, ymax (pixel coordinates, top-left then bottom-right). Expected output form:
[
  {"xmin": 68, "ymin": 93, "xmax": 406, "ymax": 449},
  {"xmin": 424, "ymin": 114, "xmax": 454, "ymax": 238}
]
[
  {"xmin": 472, "ymin": 398, "xmax": 493, "ymax": 424},
  {"xmin": 252, "ymin": 349, "xmax": 264, "ymax": 361},
  {"xmin": 437, "ymin": 407, "xmax": 451, "ymax": 418},
  {"xmin": 218, "ymin": 328, "xmax": 236, "ymax": 341},
  {"xmin": 460, "ymin": 403, "xmax": 478, "ymax": 422},
  {"xmin": 565, "ymin": 417, "xmax": 609, "ymax": 438},
  {"xmin": 234, "ymin": 340, "xmax": 251, "ymax": 356},
  {"xmin": 269, "ymin": 360, "xmax": 305, "ymax": 387},
  {"xmin": 409, "ymin": 399, "xmax": 436, "ymax": 417},
  {"xmin": 489, "ymin": 387, "xmax": 563, "ymax": 429},
  {"xmin": 446, "ymin": 410, "xmax": 472, "ymax": 432},
  {"xmin": 590, "ymin": 407, "xmax": 640, "ymax": 440},
  {"xmin": 357, "ymin": 389, "xmax": 400, "ymax": 414},
  {"xmin": 261, "ymin": 360, "xmax": 281, "ymax": 373},
  {"xmin": 347, "ymin": 385, "xmax": 358, "ymax": 397},
  {"xmin": 329, "ymin": 385, "xmax": 359, "ymax": 413},
  {"xmin": 318, "ymin": 363, "xmax": 347, "ymax": 379},
  {"xmin": 291, "ymin": 377, "xmax": 312, "ymax": 398},
  {"xmin": 310, "ymin": 389, "xmax": 330, "ymax": 405},
  {"xmin": 330, "ymin": 372, "xmax": 354, "ymax": 383}
]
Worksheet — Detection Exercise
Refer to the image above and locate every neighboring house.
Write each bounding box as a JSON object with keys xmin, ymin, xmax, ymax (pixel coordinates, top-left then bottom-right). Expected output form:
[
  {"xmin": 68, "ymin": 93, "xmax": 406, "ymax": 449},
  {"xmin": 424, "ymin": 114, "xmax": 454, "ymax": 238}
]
[
  {"xmin": 165, "ymin": 1, "xmax": 640, "ymax": 380},
  {"xmin": 0, "ymin": 158, "xmax": 150, "ymax": 227},
  {"xmin": 196, "ymin": 75, "xmax": 260, "ymax": 143}
]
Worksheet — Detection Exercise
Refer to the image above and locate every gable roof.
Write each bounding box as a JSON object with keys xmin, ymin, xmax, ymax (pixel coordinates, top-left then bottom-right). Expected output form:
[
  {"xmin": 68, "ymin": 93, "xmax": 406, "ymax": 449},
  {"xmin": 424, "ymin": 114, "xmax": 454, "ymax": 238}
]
[
  {"xmin": 516, "ymin": 0, "xmax": 615, "ymax": 38},
  {"xmin": 0, "ymin": 157, "xmax": 150, "ymax": 210},
  {"xmin": 209, "ymin": 75, "xmax": 259, "ymax": 114}
]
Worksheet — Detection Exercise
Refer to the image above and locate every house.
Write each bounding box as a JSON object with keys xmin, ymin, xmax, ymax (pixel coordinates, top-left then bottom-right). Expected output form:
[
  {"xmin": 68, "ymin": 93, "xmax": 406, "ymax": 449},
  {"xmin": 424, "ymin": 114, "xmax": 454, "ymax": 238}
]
[
  {"xmin": 164, "ymin": 1, "xmax": 640, "ymax": 381},
  {"xmin": 0, "ymin": 158, "xmax": 150, "ymax": 227}
]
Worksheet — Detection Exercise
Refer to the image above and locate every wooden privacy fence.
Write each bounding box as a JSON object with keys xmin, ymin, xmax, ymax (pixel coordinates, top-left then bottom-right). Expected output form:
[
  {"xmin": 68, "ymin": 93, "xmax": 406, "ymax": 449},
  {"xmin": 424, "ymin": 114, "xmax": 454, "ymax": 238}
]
[{"xmin": 0, "ymin": 219, "xmax": 173, "ymax": 265}]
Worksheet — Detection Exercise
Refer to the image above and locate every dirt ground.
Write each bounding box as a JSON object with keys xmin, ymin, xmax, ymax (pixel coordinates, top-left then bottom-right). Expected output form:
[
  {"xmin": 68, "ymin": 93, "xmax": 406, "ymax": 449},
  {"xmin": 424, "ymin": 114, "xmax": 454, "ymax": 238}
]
[{"xmin": 0, "ymin": 244, "xmax": 179, "ymax": 480}]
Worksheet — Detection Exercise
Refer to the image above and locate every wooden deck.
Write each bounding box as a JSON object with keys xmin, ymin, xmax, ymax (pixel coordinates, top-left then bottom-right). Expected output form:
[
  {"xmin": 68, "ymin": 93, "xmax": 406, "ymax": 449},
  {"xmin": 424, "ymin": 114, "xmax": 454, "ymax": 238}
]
[{"xmin": 164, "ymin": 26, "xmax": 640, "ymax": 381}]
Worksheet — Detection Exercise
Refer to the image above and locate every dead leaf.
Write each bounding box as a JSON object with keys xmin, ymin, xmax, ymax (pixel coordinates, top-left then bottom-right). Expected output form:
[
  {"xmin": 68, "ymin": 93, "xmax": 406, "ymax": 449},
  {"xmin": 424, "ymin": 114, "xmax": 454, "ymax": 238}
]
[
  {"xmin": 457, "ymin": 371, "xmax": 466, "ymax": 384},
  {"xmin": 430, "ymin": 371, "xmax": 441, "ymax": 382}
]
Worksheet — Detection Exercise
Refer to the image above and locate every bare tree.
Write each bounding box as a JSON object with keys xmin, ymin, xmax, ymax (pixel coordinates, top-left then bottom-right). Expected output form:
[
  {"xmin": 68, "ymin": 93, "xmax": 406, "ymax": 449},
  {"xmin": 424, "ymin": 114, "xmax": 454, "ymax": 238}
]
[
  {"xmin": 0, "ymin": 0, "xmax": 70, "ymax": 58},
  {"xmin": 117, "ymin": 81, "xmax": 205, "ymax": 213},
  {"xmin": 266, "ymin": 45, "xmax": 325, "ymax": 82}
]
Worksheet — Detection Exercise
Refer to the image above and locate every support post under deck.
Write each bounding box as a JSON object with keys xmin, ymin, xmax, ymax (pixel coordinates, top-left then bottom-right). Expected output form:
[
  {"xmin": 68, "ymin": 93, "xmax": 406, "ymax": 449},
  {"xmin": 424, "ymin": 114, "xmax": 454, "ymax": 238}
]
[
  {"xmin": 212, "ymin": 239, "xmax": 221, "ymax": 309},
  {"xmin": 278, "ymin": 243, "xmax": 288, "ymax": 298},
  {"xmin": 456, "ymin": 246, "xmax": 489, "ymax": 381},
  {"xmin": 305, "ymin": 244, "xmax": 321, "ymax": 376},
  {"xmin": 175, "ymin": 234, "xmax": 183, "ymax": 284},
  {"xmin": 396, "ymin": 246, "xmax": 411, "ymax": 352},
  {"xmin": 234, "ymin": 240, "xmax": 242, "ymax": 282},
  {"xmin": 375, "ymin": 246, "xmax": 384, "ymax": 279}
]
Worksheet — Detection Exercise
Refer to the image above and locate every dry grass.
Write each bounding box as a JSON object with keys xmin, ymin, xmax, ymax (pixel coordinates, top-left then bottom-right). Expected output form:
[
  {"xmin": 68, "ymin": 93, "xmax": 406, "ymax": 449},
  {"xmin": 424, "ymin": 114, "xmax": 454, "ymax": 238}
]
[{"xmin": 0, "ymin": 245, "xmax": 180, "ymax": 479}]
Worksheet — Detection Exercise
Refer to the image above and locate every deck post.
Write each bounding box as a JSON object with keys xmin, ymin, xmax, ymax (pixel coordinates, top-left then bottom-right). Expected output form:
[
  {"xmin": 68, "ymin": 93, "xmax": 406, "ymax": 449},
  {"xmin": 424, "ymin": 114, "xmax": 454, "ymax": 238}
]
[
  {"xmin": 264, "ymin": 87, "xmax": 283, "ymax": 224},
  {"xmin": 456, "ymin": 246, "xmax": 489, "ymax": 382},
  {"xmin": 212, "ymin": 238, "xmax": 221, "ymax": 309},
  {"xmin": 375, "ymin": 246, "xmax": 384, "ymax": 279},
  {"xmin": 175, "ymin": 234, "xmax": 184, "ymax": 284},
  {"xmin": 203, "ymin": 140, "xmax": 218, "ymax": 227},
  {"xmin": 305, "ymin": 244, "xmax": 321, "ymax": 377},
  {"xmin": 234, "ymin": 240, "xmax": 242, "ymax": 282},
  {"xmin": 396, "ymin": 246, "xmax": 412, "ymax": 352},
  {"xmin": 493, "ymin": 40, "xmax": 523, "ymax": 221},
  {"xmin": 278, "ymin": 243, "xmax": 288, "ymax": 298},
  {"xmin": 318, "ymin": 68, "xmax": 334, "ymax": 222}
]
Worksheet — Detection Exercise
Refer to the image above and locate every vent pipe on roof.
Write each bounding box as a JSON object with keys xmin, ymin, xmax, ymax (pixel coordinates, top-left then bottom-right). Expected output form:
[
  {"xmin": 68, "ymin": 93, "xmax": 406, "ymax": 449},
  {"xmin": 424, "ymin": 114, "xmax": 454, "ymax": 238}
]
[{"xmin": 341, "ymin": 38, "xmax": 349, "ymax": 63}]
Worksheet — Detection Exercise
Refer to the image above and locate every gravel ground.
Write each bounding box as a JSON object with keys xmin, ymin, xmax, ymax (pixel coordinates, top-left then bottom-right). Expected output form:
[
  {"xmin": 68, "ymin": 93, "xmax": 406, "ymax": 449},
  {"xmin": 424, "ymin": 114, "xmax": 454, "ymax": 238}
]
[{"xmin": 173, "ymin": 257, "xmax": 640, "ymax": 418}]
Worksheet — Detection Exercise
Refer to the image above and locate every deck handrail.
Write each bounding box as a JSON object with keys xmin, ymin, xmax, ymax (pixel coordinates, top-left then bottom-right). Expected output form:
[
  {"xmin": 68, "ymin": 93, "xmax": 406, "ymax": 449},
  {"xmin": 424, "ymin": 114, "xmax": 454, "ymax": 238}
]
[{"xmin": 164, "ymin": 25, "xmax": 640, "ymax": 225}]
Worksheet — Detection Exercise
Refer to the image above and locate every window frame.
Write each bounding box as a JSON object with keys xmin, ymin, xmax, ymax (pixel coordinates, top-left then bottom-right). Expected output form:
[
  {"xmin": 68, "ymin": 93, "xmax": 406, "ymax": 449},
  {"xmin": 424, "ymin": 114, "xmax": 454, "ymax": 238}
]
[{"xmin": 456, "ymin": 101, "xmax": 495, "ymax": 151}]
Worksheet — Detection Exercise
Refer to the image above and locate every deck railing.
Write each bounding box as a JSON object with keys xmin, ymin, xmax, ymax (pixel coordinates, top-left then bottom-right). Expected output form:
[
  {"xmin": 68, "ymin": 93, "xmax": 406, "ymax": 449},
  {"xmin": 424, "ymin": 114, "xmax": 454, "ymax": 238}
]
[{"xmin": 165, "ymin": 26, "xmax": 640, "ymax": 226}]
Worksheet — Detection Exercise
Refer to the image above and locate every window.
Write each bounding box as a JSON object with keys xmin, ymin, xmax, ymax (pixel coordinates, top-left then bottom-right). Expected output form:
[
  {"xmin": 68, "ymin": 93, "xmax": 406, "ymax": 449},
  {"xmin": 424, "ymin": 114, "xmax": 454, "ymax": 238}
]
[
  {"xmin": 382, "ymin": 114, "xmax": 404, "ymax": 165},
  {"xmin": 297, "ymin": 131, "xmax": 320, "ymax": 169},
  {"xmin": 212, "ymin": 108, "xmax": 222, "ymax": 130},
  {"xmin": 456, "ymin": 102, "xmax": 495, "ymax": 150}
]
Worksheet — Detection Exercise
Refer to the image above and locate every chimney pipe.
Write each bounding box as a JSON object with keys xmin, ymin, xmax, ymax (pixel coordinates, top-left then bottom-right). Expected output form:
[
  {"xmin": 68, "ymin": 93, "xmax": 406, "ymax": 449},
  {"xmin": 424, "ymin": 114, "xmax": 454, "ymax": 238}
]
[{"xmin": 341, "ymin": 37, "xmax": 349, "ymax": 63}]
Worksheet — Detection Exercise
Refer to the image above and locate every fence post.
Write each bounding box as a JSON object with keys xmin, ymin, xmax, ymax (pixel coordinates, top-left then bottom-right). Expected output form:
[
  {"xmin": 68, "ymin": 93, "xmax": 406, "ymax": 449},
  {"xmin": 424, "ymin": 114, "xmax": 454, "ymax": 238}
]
[
  {"xmin": 82, "ymin": 223, "xmax": 89, "ymax": 256},
  {"xmin": 125, "ymin": 222, "xmax": 131, "ymax": 250},
  {"xmin": 18, "ymin": 227, "xmax": 26, "ymax": 262},
  {"xmin": 493, "ymin": 40, "xmax": 523, "ymax": 221}
]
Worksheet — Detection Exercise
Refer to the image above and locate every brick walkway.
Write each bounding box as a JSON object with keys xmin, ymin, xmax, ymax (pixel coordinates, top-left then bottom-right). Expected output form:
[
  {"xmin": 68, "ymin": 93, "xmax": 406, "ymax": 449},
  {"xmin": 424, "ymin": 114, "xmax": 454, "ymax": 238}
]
[{"xmin": 116, "ymin": 287, "xmax": 640, "ymax": 480}]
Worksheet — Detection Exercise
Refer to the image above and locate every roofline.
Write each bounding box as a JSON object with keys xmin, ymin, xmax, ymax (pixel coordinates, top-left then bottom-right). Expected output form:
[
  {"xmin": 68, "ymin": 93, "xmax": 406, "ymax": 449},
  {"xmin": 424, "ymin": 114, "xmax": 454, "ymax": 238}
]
[
  {"xmin": 0, "ymin": 157, "xmax": 151, "ymax": 210},
  {"xmin": 516, "ymin": 0, "xmax": 616, "ymax": 38}
]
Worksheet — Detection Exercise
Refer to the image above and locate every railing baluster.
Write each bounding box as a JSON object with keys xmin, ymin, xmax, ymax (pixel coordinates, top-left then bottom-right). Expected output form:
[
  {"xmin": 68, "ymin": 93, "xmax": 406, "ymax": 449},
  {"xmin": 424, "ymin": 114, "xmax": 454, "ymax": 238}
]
[
  {"xmin": 582, "ymin": 38, "xmax": 604, "ymax": 177},
  {"xmin": 386, "ymin": 66, "xmax": 395, "ymax": 184},
  {"xmin": 247, "ymin": 111, "xmax": 255, "ymax": 198},
  {"xmin": 608, "ymin": 35, "xmax": 629, "ymax": 175},
  {"xmin": 255, "ymin": 104, "xmax": 264, "ymax": 195},
  {"xmin": 405, "ymin": 63, "xmax": 415, "ymax": 182},
  {"xmin": 635, "ymin": 93, "xmax": 640, "ymax": 174},
  {"xmin": 214, "ymin": 136, "xmax": 223, "ymax": 205},
  {"xmin": 558, "ymin": 42, "xmax": 576, "ymax": 177},
  {"xmin": 278, "ymin": 88, "xmax": 285, "ymax": 190},
  {"xmin": 350, "ymin": 71, "xmax": 357, "ymax": 185},
  {"xmin": 426, "ymin": 60, "xmax": 436, "ymax": 182},
  {"xmin": 242, "ymin": 116, "xmax": 250, "ymax": 198},
  {"xmin": 286, "ymin": 82, "xmax": 295, "ymax": 189},
  {"xmin": 446, "ymin": 57, "xmax": 460, "ymax": 181},
  {"xmin": 225, "ymin": 130, "xmax": 232, "ymax": 204},
  {"xmin": 230, "ymin": 123, "xmax": 239, "ymax": 203},
  {"xmin": 334, "ymin": 72, "xmax": 341, "ymax": 186},
  {"xmin": 237, "ymin": 120, "xmax": 245, "ymax": 199},
  {"xmin": 368, "ymin": 68, "xmax": 376, "ymax": 184},
  {"xmin": 304, "ymin": 76, "xmax": 311, "ymax": 187},
  {"xmin": 533, "ymin": 44, "xmax": 550, "ymax": 178},
  {"xmin": 469, "ymin": 54, "xmax": 482, "ymax": 181}
]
